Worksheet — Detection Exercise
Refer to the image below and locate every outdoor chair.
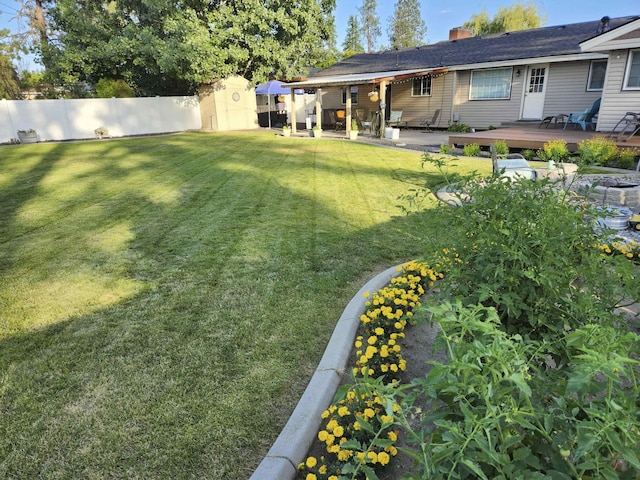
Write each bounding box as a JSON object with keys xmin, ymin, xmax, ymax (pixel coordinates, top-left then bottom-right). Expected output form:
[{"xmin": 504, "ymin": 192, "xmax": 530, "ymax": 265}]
[
  {"xmin": 387, "ymin": 110, "xmax": 405, "ymax": 128},
  {"xmin": 335, "ymin": 110, "xmax": 346, "ymax": 130},
  {"xmin": 421, "ymin": 109, "xmax": 440, "ymax": 132},
  {"xmin": 608, "ymin": 112, "xmax": 640, "ymax": 142},
  {"xmin": 563, "ymin": 98, "xmax": 601, "ymax": 131}
]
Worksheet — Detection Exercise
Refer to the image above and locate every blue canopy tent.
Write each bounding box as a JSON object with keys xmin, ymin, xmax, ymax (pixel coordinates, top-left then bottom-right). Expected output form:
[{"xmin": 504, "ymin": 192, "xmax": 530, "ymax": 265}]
[{"xmin": 255, "ymin": 80, "xmax": 305, "ymax": 128}]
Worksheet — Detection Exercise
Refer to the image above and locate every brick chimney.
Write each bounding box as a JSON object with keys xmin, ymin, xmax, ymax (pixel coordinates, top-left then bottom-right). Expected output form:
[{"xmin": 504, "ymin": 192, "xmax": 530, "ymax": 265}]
[{"xmin": 449, "ymin": 27, "xmax": 472, "ymax": 41}]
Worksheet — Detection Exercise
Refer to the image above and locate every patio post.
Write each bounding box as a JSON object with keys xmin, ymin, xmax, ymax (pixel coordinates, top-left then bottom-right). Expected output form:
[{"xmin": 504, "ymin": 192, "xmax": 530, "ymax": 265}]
[
  {"xmin": 379, "ymin": 80, "xmax": 388, "ymax": 138},
  {"xmin": 345, "ymin": 84, "xmax": 352, "ymax": 138},
  {"xmin": 290, "ymin": 88, "xmax": 297, "ymax": 134},
  {"xmin": 315, "ymin": 88, "xmax": 322, "ymax": 130}
]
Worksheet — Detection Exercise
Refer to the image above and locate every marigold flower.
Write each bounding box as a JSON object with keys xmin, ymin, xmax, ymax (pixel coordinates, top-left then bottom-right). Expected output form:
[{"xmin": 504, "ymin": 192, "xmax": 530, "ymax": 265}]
[
  {"xmin": 378, "ymin": 451, "xmax": 391, "ymax": 466},
  {"xmin": 326, "ymin": 419, "xmax": 338, "ymax": 431},
  {"xmin": 333, "ymin": 425, "xmax": 344, "ymax": 437},
  {"xmin": 353, "ymin": 421, "xmax": 361, "ymax": 431},
  {"xmin": 365, "ymin": 345, "xmax": 378, "ymax": 359},
  {"xmin": 338, "ymin": 449, "xmax": 353, "ymax": 461},
  {"xmin": 305, "ymin": 456, "xmax": 317, "ymax": 468},
  {"xmin": 374, "ymin": 327, "xmax": 384, "ymax": 336},
  {"xmin": 329, "ymin": 476, "xmax": 339, "ymax": 480},
  {"xmin": 321, "ymin": 410, "xmax": 330, "ymax": 419},
  {"xmin": 328, "ymin": 444, "xmax": 340, "ymax": 453},
  {"xmin": 318, "ymin": 430, "xmax": 329, "ymax": 442},
  {"xmin": 319, "ymin": 465, "xmax": 327, "ymax": 475},
  {"xmin": 367, "ymin": 336, "xmax": 378, "ymax": 345},
  {"xmin": 337, "ymin": 406, "xmax": 349, "ymax": 417},
  {"xmin": 356, "ymin": 451, "xmax": 366, "ymax": 463},
  {"xmin": 388, "ymin": 431, "xmax": 397, "ymax": 441},
  {"xmin": 306, "ymin": 474, "xmax": 317, "ymax": 480},
  {"xmin": 380, "ymin": 414, "xmax": 393, "ymax": 425},
  {"xmin": 363, "ymin": 408, "xmax": 375, "ymax": 419},
  {"xmin": 367, "ymin": 451, "xmax": 378, "ymax": 463}
]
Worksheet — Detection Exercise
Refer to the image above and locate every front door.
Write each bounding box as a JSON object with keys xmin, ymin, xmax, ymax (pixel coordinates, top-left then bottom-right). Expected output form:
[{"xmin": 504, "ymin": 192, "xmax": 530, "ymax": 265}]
[{"xmin": 521, "ymin": 64, "xmax": 548, "ymax": 120}]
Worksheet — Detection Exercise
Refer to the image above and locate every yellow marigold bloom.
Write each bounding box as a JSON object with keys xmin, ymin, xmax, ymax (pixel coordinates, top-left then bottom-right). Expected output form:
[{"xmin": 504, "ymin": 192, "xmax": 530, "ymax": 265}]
[
  {"xmin": 353, "ymin": 421, "xmax": 361, "ymax": 431},
  {"xmin": 393, "ymin": 344, "xmax": 402, "ymax": 353},
  {"xmin": 326, "ymin": 419, "xmax": 338, "ymax": 431},
  {"xmin": 328, "ymin": 444, "xmax": 340, "ymax": 453},
  {"xmin": 354, "ymin": 339, "xmax": 362, "ymax": 348},
  {"xmin": 367, "ymin": 335, "xmax": 378, "ymax": 345},
  {"xmin": 356, "ymin": 451, "xmax": 366, "ymax": 463},
  {"xmin": 352, "ymin": 367, "xmax": 359, "ymax": 376},
  {"xmin": 363, "ymin": 408, "xmax": 375, "ymax": 419},
  {"xmin": 359, "ymin": 355, "xmax": 368, "ymax": 364},
  {"xmin": 388, "ymin": 431, "xmax": 398, "ymax": 441},
  {"xmin": 338, "ymin": 449, "xmax": 353, "ymax": 461},
  {"xmin": 329, "ymin": 476, "xmax": 339, "ymax": 480},
  {"xmin": 337, "ymin": 406, "xmax": 349, "ymax": 417},
  {"xmin": 367, "ymin": 451, "xmax": 378, "ymax": 463},
  {"xmin": 333, "ymin": 425, "xmax": 344, "ymax": 437},
  {"xmin": 380, "ymin": 345, "xmax": 389, "ymax": 358},
  {"xmin": 399, "ymin": 359, "xmax": 407, "ymax": 371},
  {"xmin": 390, "ymin": 364, "xmax": 398, "ymax": 372},
  {"xmin": 363, "ymin": 292, "xmax": 370, "ymax": 298},
  {"xmin": 319, "ymin": 465, "xmax": 327, "ymax": 475},
  {"xmin": 388, "ymin": 338, "xmax": 396, "ymax": 346},
  {"xmin": 306, "ymin": 456, "xmax": 317, "ymax": 468},
  {"xmin": 378, "ymin": 451, "xmax": 391, "ymax": 466},
  {"xmin": 365, "ymin": 345, "xmax": 378, "ymax": 359},
  {"xmin": 375, "ymin": 327, "xmax": 384, "ymax": 336},
  {"xmin": 321, "ymin": 410, "xmax": 330, "ymax": 419},
  {"xmin": 347, "ymin": 391, "xmax": 356, "ymax": 400},
  {"xmin": 386, "ymin": 445, "xmax": 398, "ymax": 456},
  {"xmin": 392, "ymin": 403, "xmax": 401, "ymax": 413},
  {"xmin": 339, "ymin": 436, "xmax": 347, "ymax": 445},
  {"xmin": 318, "ymin": 430, "xmax": 329, "ymax": 442},
  {"xmin": 394, "ymin": 321, "xmax": 403, "ymax": 330},
  {"xmin": 306, "ymin": 474, "xmax": 317, "ymax": 480},
  {"xmin": 381, "ymin": 414, "xmax": 393, "ymax": 425},
  {"xmin": 380, "ymin": 364, "xmax": 389, "ymax": 372}
]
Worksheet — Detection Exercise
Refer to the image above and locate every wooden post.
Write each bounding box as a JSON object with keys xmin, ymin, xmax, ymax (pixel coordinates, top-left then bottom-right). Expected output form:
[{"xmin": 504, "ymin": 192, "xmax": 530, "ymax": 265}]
[
  {"xmin": 290, "ymin": 88, "xmax": 297, "ymax": 134},
  {"xmin": 346, "ymin": 85, "xmax": 352, "ymax": 137},
  {"xmin": 315, "ymin": 88, "xmax": 322, "ymax": 130},
  {"xmin": 379, "ymin": 80, "xmax": 388, "ymax": 138}
]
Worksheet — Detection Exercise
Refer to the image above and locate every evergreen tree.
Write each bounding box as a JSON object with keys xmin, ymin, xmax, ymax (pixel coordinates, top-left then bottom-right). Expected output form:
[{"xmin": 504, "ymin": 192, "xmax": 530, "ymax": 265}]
[
  {"xmin": 388, "ymin": 0, "xmax": 426, "ymax": 49},
  {"xmin": 342, "ymin": 15, "xmax": 364, "ymax": 56},
  {"xmin": 359, "ymin": 0, "xmax": 381, "ymax": 53},
  {"xmin": 463, "ymin": 1, "xmax": 546, "ymax": 36}
]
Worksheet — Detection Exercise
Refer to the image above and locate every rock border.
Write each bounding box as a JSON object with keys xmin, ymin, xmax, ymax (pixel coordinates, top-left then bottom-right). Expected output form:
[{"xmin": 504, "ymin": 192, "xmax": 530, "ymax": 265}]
[{"xmin": 249, "ymin": 264, "xmax": 404, "ymax": 480}]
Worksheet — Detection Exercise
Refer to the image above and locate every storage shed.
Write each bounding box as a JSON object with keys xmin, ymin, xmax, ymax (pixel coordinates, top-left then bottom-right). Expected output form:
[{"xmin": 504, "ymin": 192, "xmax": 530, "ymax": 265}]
[{"xmin": 199, "ymin": 75, "xmax": 258, "ymax": 131}]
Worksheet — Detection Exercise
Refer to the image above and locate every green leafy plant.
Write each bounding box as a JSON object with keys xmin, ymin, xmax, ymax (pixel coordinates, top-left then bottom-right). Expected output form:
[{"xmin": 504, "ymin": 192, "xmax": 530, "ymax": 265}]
[
  {"xmin": 537, "ymin": 138, "xmax": 570, "ymax": 163},
  {"xmin": 521, "ymin": 149, "xmax": 536, "ymax": 161},
  {"xmin": 462, "ymin": 143, "xmax": 481, "ymax": 157},
  {"xmin": 615, "ymin": 147, "xmax": 638, "ymax": 170},
  {"xmin": 351, "ymin": 119, "xmax": 359, "ymax": 131},
  {"xmin": 447, "ymin": 123, "xmax": 471, "ymax": 133},
  {"xmin": 399, "ymin": 302, "xmax": 640, "ymax": 480},
  {"xmin": 439, "ymin": 143, "xmax": 451, "ymax": 154},
  {"xmin": 577, "ymin": 135, "xmax": 618, "ymax": 166},
  {"xmin": 494, "ymin": 139, "xmax": 509, "ymax": 155}
]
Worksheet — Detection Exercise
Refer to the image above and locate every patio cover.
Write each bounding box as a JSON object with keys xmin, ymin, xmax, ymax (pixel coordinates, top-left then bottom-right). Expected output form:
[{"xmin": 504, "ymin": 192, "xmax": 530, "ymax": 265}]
[{"xmin": 282, "ymin": 67, "xmax": 448, "ymax": 89}]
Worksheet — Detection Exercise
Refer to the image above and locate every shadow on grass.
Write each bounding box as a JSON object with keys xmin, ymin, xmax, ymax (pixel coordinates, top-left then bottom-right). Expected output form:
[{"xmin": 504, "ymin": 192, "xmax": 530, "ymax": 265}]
[{"xmin": 0, "ymin": 132, "xmax": 454, "ymax": 479}]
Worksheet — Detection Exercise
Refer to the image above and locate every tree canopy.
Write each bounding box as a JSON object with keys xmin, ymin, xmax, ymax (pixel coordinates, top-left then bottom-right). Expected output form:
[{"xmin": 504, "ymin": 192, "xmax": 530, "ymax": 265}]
[
  {"xmin": 0, "ymin": 28, "xmax": 21, "ymax": 99},
  {"xmin": 388, "ymin": 0, "xmax": 426, "ymax": 49},
  {"xmin": 342, "ymin": 15, "xmax": 364, "ymax": 57},
  {"xmin": 359, "ymin": 0, "xmax": 381, "ymax": 53},
  {"xmin": 463, "ymin": 1, "xmax": 546, "ymax": 36},
  {"xmin": 34, "ymin": 0, "xmax": 337, "ymax": 96}
]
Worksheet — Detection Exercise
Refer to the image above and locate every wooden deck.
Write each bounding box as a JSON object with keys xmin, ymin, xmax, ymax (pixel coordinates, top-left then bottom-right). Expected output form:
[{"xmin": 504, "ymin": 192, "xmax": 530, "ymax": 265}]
[{"xmin": 449, "ymin": 125, "xmax": 640, "ymax": 151}]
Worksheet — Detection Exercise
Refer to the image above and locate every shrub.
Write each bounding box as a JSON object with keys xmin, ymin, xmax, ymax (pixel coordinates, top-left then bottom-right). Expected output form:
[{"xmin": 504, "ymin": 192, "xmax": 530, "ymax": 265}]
[
  {"xmin": 439, "ymin": 143, "xmax": 451, "ymax": 154},
  {"xmin": 447, "ymin": 123, "xmax": 471, "ymax": 133},
  {"xmin": 521, "ymin": 149, "xmax": 536, "ymax": 161},
  {"xmin": 615, "ymin": 147, "xmax": 638, "ymax": 170},
  {"xmin": 462, "ymin": 143, "xmax": 481, "ymax": 157},
  {"xmin": 494, "ymin": 139, "xmax": 509, "ymax": 155},
  {"xmin": 537, "ymin": 139, "xmax": 570, "ymax": 163},
  {"xmin": 577, "ymin": 135, "xmax": 618, "ymax": 166}
]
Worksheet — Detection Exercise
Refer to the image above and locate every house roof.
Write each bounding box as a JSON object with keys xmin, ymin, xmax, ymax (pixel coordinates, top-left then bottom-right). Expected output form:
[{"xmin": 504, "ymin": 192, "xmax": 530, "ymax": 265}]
[
  {"xmin": 580, "ymin": 17, "xmax": 640, "ymax": 52},
  {"xmin": 317, "ymin": 15, "xmax": 639, "ymax": 77}
]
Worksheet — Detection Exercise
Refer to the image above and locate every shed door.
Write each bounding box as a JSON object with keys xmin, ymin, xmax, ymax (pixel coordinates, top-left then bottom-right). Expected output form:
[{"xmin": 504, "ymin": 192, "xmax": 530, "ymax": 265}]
[{"xmin": 521, "ymin": 65, "xmax": 548, "ymax": 120}]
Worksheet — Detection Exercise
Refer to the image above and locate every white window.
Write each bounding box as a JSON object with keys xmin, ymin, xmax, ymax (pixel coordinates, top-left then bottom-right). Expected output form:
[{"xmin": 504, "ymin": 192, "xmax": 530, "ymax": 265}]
[
  {"xmin": 412, "ymin": 77, "xmax": 431, "ymax": 96},
  {"xmin": 470, "ymin": 68, "xmax": 512, "ymax": 100},
  {"xmin": 587, "ymin": 60, "xmax": 607, "ymax": 91},
  {"xmin": 624, "ymin": 50, "xmax": 640, "ymax": 90},
  {"xmin": 341, "ymin": 87, "xmax": 358, "ymax": 104}
]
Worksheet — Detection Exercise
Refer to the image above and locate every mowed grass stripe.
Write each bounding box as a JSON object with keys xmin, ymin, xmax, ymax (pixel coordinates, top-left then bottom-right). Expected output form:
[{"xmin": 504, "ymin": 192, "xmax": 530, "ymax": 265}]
[{"xmin": 0, "ymin": 132, "xmax": 476, "ymax": 479}]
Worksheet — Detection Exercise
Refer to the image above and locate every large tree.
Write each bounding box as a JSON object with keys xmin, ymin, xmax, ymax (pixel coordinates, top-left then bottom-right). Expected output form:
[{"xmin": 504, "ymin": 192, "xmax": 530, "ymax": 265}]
[
  {"xmin": 342, "ymin": 15, "xmax": 364, "ymax": 57},
  {"xmin": 0, "ymin": 28, "xmax": 22, "ymax": 99},
  {"xmin": 463, "ymin": 1, "xmax": 546, "ymax": 36},
  {"xmin": 34, "ymin": 0, "xmax": 336, "ymax": 96},
  {"xmin": 387, "ymin": 0, "xmax": 426, "ymax": 49},
  {"xmin": 359, "ymin": 0, "xmax": 381, "ymax": 53}
]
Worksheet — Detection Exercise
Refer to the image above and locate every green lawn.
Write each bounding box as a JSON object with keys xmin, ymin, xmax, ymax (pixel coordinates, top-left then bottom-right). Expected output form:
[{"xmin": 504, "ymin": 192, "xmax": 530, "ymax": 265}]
[{"xmin": 0, "ymin": 132, "xmax": 489, "ymax": 479}]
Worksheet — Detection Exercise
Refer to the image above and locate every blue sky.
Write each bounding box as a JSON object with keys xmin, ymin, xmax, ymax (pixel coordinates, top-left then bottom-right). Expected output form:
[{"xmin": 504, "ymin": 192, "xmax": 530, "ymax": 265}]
[
  {"xmin": 335, "ymin": 1, "xmax": 640, "ymax": 47},
  {"xmin": 1, "ymin": 1, "xmax": 639, "ymax": 70}
]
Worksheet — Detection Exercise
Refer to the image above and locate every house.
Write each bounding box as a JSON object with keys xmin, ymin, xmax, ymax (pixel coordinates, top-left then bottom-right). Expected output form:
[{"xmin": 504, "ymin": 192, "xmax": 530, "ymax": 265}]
[
  {"xmin": 580, "ymin": 17, "xmax": 640, "ymax": 132},
  {"xmin": 284, "ymin": 15, "xmax": 638, "ymax": 133}
]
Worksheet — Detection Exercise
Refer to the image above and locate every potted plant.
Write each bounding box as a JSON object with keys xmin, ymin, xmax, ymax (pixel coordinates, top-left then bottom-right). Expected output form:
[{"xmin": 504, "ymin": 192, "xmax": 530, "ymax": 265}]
[
  {"xmin": 94, "ymin": 126, "xmax": 109, "ymax": 139},
  {"xmin": 349, "ymin": 119, "xmax": 359, "ymax": 140},
  {"xmin": 17, "ymin": 129, "xmax": 38, "ymax": 144},
  {"xmin": 312, "ymin": 125, "xmax": 322, "ymax": 138},
  {"xmin": 282, "ymin": 125, "xmax": 291, "ymax": 137}
]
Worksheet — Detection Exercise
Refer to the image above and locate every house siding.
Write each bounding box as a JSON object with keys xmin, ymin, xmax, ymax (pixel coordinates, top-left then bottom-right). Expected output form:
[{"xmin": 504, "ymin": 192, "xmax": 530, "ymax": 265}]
[
  {"xmin": 388, "ymin": 73, "xmax": 451, "ymax": 129},
  {"xmin": 453, "ymin": 68, "xmax": 524, "ymax": 129},
  {"xmin": 598, "ymin": 50, "xmax": 640, "ymax": 131},
  {"xmin": 542, "ymin": 61, "xmax": 601, "ymax": 120}
]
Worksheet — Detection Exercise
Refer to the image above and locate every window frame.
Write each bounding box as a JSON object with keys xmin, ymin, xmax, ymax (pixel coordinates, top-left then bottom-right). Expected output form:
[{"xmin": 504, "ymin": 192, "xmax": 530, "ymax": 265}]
[
  {"xmin": 341, "ymin": 87, "xmax": 359, "ymax": 105},
  {"xmin": 411, "ymin": 77, "xmax": 432, "ymax": 97},
  {"xmin": 623, "ymin": 50, "xmax": 640, "ymax": 90},
  {"xmin": 587, "ymin": 59, "xmax": 607, "ymax": 91},
  {"xmin": 469, "ymin": 67, "xmax": 513, "ymax": 101}
]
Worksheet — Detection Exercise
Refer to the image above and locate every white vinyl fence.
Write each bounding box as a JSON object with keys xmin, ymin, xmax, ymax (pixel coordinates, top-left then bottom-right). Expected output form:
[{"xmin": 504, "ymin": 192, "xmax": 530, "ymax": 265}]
[{"xmin": 1, "ymin": 96, "xmax": 202, "ymax": 143}]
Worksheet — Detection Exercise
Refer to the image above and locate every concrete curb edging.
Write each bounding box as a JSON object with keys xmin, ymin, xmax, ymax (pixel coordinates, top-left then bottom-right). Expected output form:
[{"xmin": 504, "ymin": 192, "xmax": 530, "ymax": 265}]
[{"xmin": 249, "ymin": 264, "xmax": 405, "ymax": 480}]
